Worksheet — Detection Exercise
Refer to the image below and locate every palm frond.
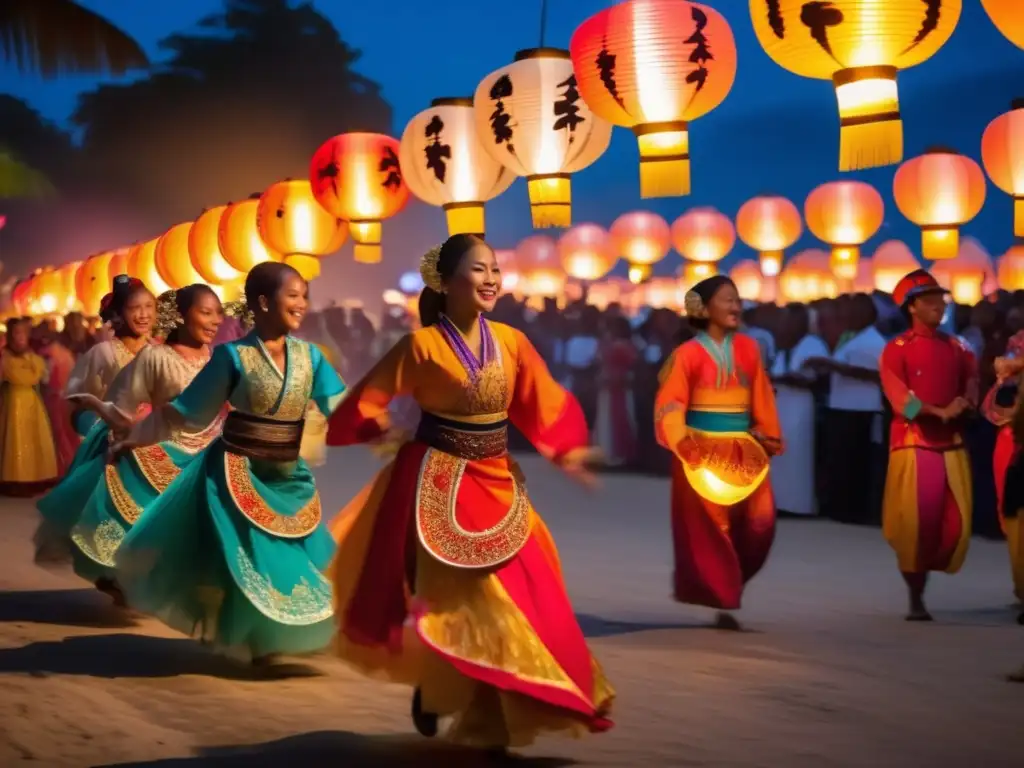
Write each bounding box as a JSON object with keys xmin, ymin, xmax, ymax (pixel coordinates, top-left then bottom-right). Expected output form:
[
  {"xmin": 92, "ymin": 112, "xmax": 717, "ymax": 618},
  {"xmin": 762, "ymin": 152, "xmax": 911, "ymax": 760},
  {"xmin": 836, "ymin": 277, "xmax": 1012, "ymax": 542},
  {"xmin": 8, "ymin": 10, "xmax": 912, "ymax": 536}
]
[
  {"xmin": 0, "ymin": 0, "xmax": 148, "ymax": 77},
  {"xmin": 0, "ymin": 151, "xmax": 54, "ymax": 198}
]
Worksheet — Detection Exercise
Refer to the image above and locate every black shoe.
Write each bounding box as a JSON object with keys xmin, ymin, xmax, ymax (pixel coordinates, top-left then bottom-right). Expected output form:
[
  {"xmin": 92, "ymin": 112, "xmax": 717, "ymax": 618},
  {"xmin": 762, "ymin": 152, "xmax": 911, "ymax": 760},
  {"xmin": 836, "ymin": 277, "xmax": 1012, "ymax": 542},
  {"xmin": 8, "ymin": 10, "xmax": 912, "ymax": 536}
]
[{"xmin": 411, "ymin": 688, "xmax": 438, "ymax": 738}]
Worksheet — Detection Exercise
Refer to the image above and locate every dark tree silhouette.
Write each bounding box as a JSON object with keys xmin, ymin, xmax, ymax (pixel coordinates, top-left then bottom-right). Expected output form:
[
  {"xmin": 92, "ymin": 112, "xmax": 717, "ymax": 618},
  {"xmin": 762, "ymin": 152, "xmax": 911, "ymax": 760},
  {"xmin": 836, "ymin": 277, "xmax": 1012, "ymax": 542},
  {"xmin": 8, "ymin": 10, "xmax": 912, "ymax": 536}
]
[
  {"xmin": 488, "ymin": 75, "xmax": 515, "ymax": 155},
  {"xmin": 379, "ymin": 146, "xmax": 402, "ymax": 191},
  {"xmin": 552, "ymin": 74, "xmax": 585, "ymax": 140},
  {"xmin": 902, "ymin": 0, "xmax": 943, "ymax": 54},
  {"xmin": 71, "ymin": 0, "xmax": 391, "ymax": 223},
  {"xmin": 765, "ymin": 0, "xmax": 786, "ymax": 39},
  {"xmin": 800, "ymin": 1, "xmax": 845, "ymax": 66},
  {"xmin": 423, "ymin": 114, "xmax": 451, "ymax": 182},
  {"xmin": 685, "ymin": 7, "xmax": 714, "ymax": 93},
  {"xmin": 595, "ymin": 39, "xmax": 626, "ymax": 110}
]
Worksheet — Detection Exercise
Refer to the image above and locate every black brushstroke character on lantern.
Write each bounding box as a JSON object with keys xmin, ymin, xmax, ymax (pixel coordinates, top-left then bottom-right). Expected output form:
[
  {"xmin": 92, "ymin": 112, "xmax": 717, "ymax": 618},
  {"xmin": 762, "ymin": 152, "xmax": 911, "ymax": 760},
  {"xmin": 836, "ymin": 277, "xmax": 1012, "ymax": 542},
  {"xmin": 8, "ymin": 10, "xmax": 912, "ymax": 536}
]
[
  {"xmin": 902, "ymin": 0, "xmax": 942, "ymax": 54},
  {"xmin": 800, "ymin": 1, "xmax": 845, "ymax": 66},
  {"xmin": 489, "ymin": 75, "xmax": 516, "ymax": 155},
  {"xmin": 685, "ymin": 6, "xmax": 714, "ymax": 92},
  {"xmin": 553, "ymin": 73, "xmax": 586, "ymax": 142},
  {"xmin": 765, "ymin": 0, "xmax": 785, "ymax": 39},
  {"xmin": 596, "ymin": 38, "xmax": 626, "ymax": 110},
  {"xmin": 379, "ymin": 146, "xmax": 403, "ymax": 191},
  {"xmin": 316, "ymin": 158, "xmax": 340, "ymax": 199},
  {"xmin": 424, "ymin": 114, "xmax": 451, "ymax": 183}
]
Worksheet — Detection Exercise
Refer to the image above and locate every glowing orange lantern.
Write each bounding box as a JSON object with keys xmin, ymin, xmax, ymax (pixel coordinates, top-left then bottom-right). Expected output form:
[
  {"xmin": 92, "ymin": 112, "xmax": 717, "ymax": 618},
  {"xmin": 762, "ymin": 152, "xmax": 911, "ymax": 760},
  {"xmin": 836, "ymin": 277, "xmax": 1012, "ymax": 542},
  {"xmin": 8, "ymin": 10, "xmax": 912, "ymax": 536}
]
[
  {"xmin": 494, "ymin": 247, "xmax": 520, "ymax": 294},
  {"xmin": 11, "ymin": 277, "xmax": 33, "ymax": 316},
  {"xmin": 32, "ymin": 268, "xmax": 63, "ymax": 315},
  {"xmin": 219, "ymin": 197, "xmax": 284, "ymax": 274},
  {"xmin": 982, "ymin": 0, "xmax": 1024, "ymax": 49},
  {"xmin": 154, "ymin": 222, "xmax": 206, "ymax": 290},
  {"xmin": 571, "ymin": 0, "xmax": 737, "ymax": 198},
  {"xmin": 77, "ymin": 251, "xmax": 116, "ymax": 316},
  {"xmin": 558, "ymin": 224, "xmax": 617, "ymax": 281},
  {"xmin": 127, "ymin": 239, "xmax": 171, "ymax": 296},
  {"xmin": 309, "ymin": 132, "xmax": 410, "ymax": 264},
  {"xmin": 931, "ymin": 238, "xmax": 992, "ymax": 305},
  {"xmin": 982, "ymin": 100, "xmax": 1024, "ymax": 238},
  {"xmin": 611, "ymin": 211, "xmax": 672, "ymax": 284},
  {"xmin": 804, "ymin": 180, "xmax": 884, "ymax": 280},
  {"xmin": 893, "ymin": 147, "xmax": 986, "ymax": 262},
  {"xmin": 56, "ymin": 261, "xmax": 81, "ymax": 313},
  {"xmin": 736, "ymin": 195, "xmax": 802, "ymax": 277},
  {"xmin": 258, "ymin": 179, "xmax": 348, "ymax": 281},
  {"xmin": 189, "ymin": 205, "xmax": 243, "ymax": 290},
  {"xmin": 871, "ymin": 240, "xmax": 920, "ymax": 293},
  {"xmin": 750, "ymin": 0, "xmax": 962, "ymax": 171},
  {"xmin": 729, "ymin": 259, "xmax": 763, "ymax": 300},
  {"xmin": 682, "ymin": 261, "xmax": 718, "ymax": 286},
  {"xmin": 106, "ymin": 247, "xmax": 131, "ymax": 284},
  {"xmin": 779, "ymin": 249, "xmax": 839, "ymax": 303},
  {"xmin": 671, "ymin": 208, "xmax": 735, "ymax": 267},
  {"xmin": 515, "ymin": 235, "xmax": 564, "ymax": 296},
  {"xmin": 998, "ymin": 244, "xmax": 1024, "ymax": 291},
  {"xmin": 852, "ymin": 257, "xmax": 875, "ymax": 292}
]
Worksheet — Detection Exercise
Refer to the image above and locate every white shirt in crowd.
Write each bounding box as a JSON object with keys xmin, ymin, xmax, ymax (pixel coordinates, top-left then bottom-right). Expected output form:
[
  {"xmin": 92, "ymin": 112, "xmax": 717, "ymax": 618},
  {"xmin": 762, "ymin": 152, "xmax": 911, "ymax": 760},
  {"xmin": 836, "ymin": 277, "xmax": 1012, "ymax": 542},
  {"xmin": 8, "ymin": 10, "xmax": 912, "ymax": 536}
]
[
  {"xmin": 827, "ymin": 325, "xmax": 886, "ymax": 413},
  {"xmin": 771, "ymin": 334, "xmax": 829, "ymax": 379}
]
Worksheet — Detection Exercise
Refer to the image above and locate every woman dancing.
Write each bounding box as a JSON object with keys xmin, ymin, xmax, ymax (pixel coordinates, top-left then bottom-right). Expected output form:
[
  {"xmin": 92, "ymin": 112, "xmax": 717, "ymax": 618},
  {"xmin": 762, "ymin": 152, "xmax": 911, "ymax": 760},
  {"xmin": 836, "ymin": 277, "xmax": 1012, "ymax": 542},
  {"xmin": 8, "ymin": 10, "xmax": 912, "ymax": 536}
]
[
  {"xmin": 326, "ymin": 234, "xmax": 613, "ymax": 753},
  {"xmin": 110, "ymin": 263, "xmax": 344, "ymax": 667},
  {"xmin": 655, "ymin": 276, "xmax": 783, "ymax": 630}
]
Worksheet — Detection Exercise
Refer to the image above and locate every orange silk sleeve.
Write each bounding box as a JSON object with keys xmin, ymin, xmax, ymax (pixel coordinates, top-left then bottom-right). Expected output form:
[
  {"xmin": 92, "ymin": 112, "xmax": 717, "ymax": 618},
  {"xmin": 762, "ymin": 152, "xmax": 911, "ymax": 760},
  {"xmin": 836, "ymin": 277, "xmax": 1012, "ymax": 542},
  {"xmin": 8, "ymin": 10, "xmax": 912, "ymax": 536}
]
[
  {"xmin": 880, "ymin": 341, "xmax": 923, "ymax": 420},
  {"xmin": 654, "ymin": 343, "xmax": 690, "ymax": 453},
  {"xmin": 326, "ymin": 334, "xmax": 415, "ymax": 446},
  {"xmin": 508, "ymin": 330, "xmax": 588, "ymax": 461}
]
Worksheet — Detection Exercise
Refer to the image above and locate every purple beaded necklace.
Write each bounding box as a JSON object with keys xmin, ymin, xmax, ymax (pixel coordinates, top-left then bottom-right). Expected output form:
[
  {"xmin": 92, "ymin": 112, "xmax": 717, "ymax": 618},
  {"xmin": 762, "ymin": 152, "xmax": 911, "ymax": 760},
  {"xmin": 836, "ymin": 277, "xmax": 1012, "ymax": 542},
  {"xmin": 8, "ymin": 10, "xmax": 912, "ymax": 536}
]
[{"xmin": 438, "ymin": 314, "xmax": 495, "ymax": 380}]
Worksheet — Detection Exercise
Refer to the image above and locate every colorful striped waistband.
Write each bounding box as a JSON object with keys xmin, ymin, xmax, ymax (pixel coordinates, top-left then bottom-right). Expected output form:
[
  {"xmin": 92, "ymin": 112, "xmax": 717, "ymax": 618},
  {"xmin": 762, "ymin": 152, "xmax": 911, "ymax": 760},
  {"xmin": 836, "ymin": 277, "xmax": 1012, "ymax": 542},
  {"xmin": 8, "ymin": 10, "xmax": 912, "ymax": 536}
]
[{"xmin": 685, "ymin": 409, "xmax": 751, "ymax": 433}]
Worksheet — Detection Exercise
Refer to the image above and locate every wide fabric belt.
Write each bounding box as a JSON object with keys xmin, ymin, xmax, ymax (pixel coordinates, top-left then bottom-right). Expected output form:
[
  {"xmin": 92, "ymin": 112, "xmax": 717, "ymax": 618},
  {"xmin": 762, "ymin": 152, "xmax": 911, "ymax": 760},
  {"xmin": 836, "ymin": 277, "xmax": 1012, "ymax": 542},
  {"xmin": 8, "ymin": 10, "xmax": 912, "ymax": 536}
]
[
  {"xmin": 222, "ymin": 410, "xmax": 305, "ymax": 463},
  {"xmin": 685, "ymin": 409, "xmax": 751, "ymax": 433},
  {"xmin": 415, "ymin": 412, "xmax": 508, "ymax": 461}
]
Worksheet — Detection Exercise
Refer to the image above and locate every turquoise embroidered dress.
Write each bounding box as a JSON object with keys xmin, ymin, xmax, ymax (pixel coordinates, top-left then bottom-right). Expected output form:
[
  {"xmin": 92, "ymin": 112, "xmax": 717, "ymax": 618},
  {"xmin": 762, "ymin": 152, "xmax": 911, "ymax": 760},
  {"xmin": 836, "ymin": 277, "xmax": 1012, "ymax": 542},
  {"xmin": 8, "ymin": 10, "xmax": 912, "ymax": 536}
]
[{"xmin": 115, "ymin": 333, "xmax": 346, "ymax": 659}]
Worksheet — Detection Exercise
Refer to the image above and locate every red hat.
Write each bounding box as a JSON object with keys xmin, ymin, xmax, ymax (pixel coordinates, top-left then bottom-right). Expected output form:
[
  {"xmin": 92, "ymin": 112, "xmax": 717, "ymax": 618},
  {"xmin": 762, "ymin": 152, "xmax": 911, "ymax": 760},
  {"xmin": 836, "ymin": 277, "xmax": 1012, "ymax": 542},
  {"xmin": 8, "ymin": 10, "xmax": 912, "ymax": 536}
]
[{"xmin": 892, "ymin": 269, "xmax": 949, "ymax": 307}]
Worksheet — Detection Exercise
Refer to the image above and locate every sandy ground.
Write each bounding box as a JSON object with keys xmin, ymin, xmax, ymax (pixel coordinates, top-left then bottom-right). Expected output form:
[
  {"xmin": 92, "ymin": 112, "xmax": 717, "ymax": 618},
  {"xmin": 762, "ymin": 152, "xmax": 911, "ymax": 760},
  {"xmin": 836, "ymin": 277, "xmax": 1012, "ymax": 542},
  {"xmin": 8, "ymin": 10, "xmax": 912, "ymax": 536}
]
[{"xmin": 0, "ymin": 447, "xmax": 1021, "ymax": 767}]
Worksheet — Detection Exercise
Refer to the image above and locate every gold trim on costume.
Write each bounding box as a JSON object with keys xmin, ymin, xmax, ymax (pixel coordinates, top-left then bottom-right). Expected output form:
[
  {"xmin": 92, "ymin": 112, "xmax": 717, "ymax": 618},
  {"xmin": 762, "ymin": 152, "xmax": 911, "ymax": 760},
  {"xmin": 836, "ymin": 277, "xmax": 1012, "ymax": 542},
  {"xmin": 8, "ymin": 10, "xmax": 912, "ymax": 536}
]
[
  {"xmin": 105, "ymin": 463, "xmax": 144, "ymax": 524},
  {"xmin": 223, "ymin": 452, "xmax": 322, "ymax": 538},
  {"xmin": 235, "ymin": 337, "xmax": 314, "ymax": 421},
  {"xmin": 70, "ymin": 519, "xmax": 125, "ymax": 567},
  {"xmin": 132, "ymin": 445, "xmax": 180, "ymax": 494},
  {"xmin": 232, "ymin": 545, "xmax": 333, "ymax": 625}
]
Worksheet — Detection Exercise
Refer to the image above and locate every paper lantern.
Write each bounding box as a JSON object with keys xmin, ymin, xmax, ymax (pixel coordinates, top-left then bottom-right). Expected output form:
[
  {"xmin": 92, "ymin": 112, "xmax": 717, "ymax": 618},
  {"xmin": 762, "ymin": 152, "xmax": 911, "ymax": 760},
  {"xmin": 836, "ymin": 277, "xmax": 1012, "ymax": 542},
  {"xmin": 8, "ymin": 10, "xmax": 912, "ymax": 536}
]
[
  {"xmin": 682, "ymin": 261, "xmax": 718, "ymax": 286},
  {"xmin": 309, "ymin": 132, "xmax": 410, "ymax": 263},
  {"xmin": 571, "ymin": 0, "xmax": 737, "ymax": 198},
  {"xmin": 729, "ymin": 259, "xmax": 763, "ymax": 300},
  {"xmin": 931, "ymin": 238, "xmax": 993, "ymax": 305},
  {"xmin": 983, "ymin": 0, "xmax": 1024, "ymax": 49},
  {"xmin": 852, "ymin": 257, "xmax": 875, "ymax": 292},
  {"xmin": 473, "ymin": 50, "xmax": 612, "ymax": 228},
  {"xmin": 56, "ymin": 261, "xmax": 81, "ymax": 313},
  {"xmin": 872, "ymin": 240, "xmax": 920, "ymax": 293},
  {"xmin": 671, "ymin": 207, "xmax": 735, "ymax": 265},
  {"xmin": 218, "ymin": 198, "xmax": 284, "ymax": 274},
  {"xmin": 893, "ymin": 147, "xmax": 986, "ymax": 261},
  {"xmin": 515, "ymin": 234, "xmax": 564, "ymax": 296},
  {"xmin": 804, "ymin": 180, "xmax": 884, "ymax": 280},
  {"xmin": 189, "ymin": 205, "xmax": 243, "ymax": 286},
  {"xmin": 558, "ymin": 224, "xmax": 617, "ymax": 281},
  {"xmin": 29, "ymin": 268, "xmax": 62, "ymax": 315},
  {"xmin": 682, "ymin": 431, "xmax": 770, "ymax": 506},
  {"xmin": 611, "ymin": 211, "xmax": 671, "ymax": 284},
  {"xmin": 494, "ymin": 247, "xmax": 520, "ymax": 293},
  {"xmin": 106, "ymin": 247, "xmax": 131, "ymax": 284},
  {"xmin": 998, "ymin": 245, "xmax": 1024, "ymax": 290},
  {"xmin": 779, "ymin": 249, "xmax": 839, "ymax": 302},
  {"xmin": 127, "ymin": 239, "xmax": 170, "ymax": 296},
  {"xmin": 257, "ymin": 179, "xmax": 348, "ymax": 276},
  {"xmin": 750, "ymin": 0, "xmax": 962, "ymax": 171},
  {"xmin": 77, "ymin": 251, "xmax": 115, "ymax": 316},
  {"xmin": 736, "ymin": 195, "xmax": 802, "ymax": 277},
  {"xmin": 982, "ymin": 100, "xmax": 1024, "ymax": 238},
  {"xmin": 401, "ymin": 97, "xmax": 516, "ymax": 236},
  {"xmin": 155, "ymin": 222, "xmax": 206, "ymax": 290},
  {"xmin": 11, "ymin": 276, "xmax": 33, "ymax": 316}
]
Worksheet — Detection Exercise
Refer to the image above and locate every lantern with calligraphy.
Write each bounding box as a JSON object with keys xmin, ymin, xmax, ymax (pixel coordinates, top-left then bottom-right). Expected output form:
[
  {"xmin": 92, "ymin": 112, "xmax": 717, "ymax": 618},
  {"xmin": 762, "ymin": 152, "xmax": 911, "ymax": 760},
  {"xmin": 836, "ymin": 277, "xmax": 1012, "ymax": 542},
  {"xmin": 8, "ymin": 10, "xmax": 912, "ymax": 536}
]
[
  {"xmin": 611, "ymin": 211, "xmax": 672, "ymax": 284},
  {"xmin": 779, "ymin": 249, "xmax": 839, "ymax": 303},
  {"xmin": 257, "ymin": 179, "xmax": 348, "ymax": 281},
  {"xmin": 558, "ymin": 223, "xmax": 617, "ymax": 281},
  {"xmin": 309, "ymin": 132, "xmax": 410, "ymax": 264},
  {"xmin": 931, "ymin": 238, "xmax": 993, "ymax": 305},
  {"xmin": 515, "ymin": 235, "xmax": 564, "ymax": 296},
  {"xmin": 671, "ymin": 207, "xmax": 735, "ymax": 268},
  {"xmin": 998, "ymin": 245, "xmax": 1024, "ymax": 291},
  {"xmin": 804, "ymin": 180, "xmax": 884, "ymax": 281},
  {"xmin": 127, "ymin": 239, "xmax": 170, "ymax": 296},
  {"xmin": 571, "ymin": 0, "xmax": 737, "ymax": 198},
  {"xmin": 982, "ymin": 100, "xmax": 1024, "ymax": 238},
  {"xmin": 729, "ymin": 259, "xmax": 763, "ymax": 301},
  {"xmin": 219, "ymin": 197, "xmax": 284, "ymax": 274},
  {"xmin": 735, "ymin": 195, "xmax": 802, "ymax": 277},
  {"xmin": 982, "ymin": 0, "xmax": 1024, "ymax": 49},
  {"xmin": 473, "ymin": 50, "xmax": 612, "ymax": 228},
  {"xmin": 750, "ymin": 0, "xmax": 962, "ymax": 171},
  {"xmin": 401, "ymin": 97, "xmax": 516, "ymax": 236},
  {"xmin": 893, "ymin": 147, "xmax": 986, "ymax": 261},
  {"xmin": 155, "ymin": 222, "xmax": 206, "ymax": 290},
  {"xmin": 189, "ymin": 205, "xmax": 243, "ymax": 296},
  {"xmin": 871, "ymin": 240, "xmax": 920, "ymax": 294},
  {"xmin": 77, "ymin": 251, "xmax": 115, "ymax": 316}
]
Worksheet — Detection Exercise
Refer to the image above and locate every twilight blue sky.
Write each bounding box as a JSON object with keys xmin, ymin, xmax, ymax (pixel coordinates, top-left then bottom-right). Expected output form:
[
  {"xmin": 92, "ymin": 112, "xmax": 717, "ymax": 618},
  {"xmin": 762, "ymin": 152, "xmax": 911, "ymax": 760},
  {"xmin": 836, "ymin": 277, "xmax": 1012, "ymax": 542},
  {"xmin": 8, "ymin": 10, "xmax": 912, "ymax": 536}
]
[{"xmin": 1, "ymin": 0, "xmax": 1022, "ymax": 293}]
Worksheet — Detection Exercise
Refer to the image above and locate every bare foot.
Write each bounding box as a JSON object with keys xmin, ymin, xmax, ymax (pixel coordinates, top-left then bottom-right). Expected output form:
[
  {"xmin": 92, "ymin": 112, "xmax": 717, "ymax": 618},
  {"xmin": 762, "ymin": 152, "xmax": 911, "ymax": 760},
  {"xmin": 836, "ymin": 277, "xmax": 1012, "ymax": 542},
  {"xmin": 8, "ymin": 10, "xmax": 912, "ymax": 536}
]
[{"xmin": 713, "ymin": 612, "xmax": 742, "ymax": 631}]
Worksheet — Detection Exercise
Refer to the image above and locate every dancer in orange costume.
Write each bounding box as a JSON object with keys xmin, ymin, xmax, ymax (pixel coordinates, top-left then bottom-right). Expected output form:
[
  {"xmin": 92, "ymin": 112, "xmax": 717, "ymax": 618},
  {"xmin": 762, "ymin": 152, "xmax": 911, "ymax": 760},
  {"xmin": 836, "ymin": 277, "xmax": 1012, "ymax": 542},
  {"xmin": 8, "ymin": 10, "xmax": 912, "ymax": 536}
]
[
  {"xmin": 326, "ymin": 235, "xmax": 612, "ymax": 755},
  {"xmin": 655, "ymin": 276, "xmax": 782, "ymax": 630},
  {"xmin": 880, "ymin": 270, "xmax": 976, "ymax": 621}
]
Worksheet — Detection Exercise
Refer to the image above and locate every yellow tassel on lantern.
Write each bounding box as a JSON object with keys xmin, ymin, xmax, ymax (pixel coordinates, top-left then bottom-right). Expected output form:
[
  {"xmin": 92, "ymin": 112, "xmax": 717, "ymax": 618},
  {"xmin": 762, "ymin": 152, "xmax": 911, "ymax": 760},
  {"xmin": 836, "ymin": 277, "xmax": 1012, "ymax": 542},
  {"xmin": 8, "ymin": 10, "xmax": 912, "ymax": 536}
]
[
  {"xmin": 526, "ymin": 174, "xmax": 571, "ymax": 229},
  {"xmin": 350, "ymin": 221, "xmax": 382, "ymax": 264},
  {"xmin": 921, "ymin": 227, "xmax": 960, "ymax": 261},
  {"xmin": 284, "ymin": 254, "xmax": 321, "ymax": 281},
  {"xmin": 443, "ymin": 202, "xmax": 485, "ymax": 237},
  {"xmin": 759, "ymin": 250, "xmax": 783, "ymax": 278},
  {"xmin": 634, "ymin": 122, "xmax": 690, "ymax": 199},
  {"xmin": 628, "ymin": 263, "xmax": 653, "ymax": 284},
  {"xmin": 833, "ymin": 67, "xmax": 903, "ymax": 172},
  {"xmin": 830, "ymin": 246, "xmax": 859, "ymax": 281},
  {"xmin": 1015, "ymin": 196, "xmax": 1023, "ymax": 237}
]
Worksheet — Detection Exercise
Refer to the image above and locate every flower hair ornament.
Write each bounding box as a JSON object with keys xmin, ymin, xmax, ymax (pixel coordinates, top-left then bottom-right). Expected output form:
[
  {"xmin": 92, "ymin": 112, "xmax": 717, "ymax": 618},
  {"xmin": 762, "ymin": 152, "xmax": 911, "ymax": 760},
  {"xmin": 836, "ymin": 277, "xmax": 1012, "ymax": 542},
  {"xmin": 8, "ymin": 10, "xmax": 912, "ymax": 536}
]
[
  {"xmin": 684, "ymin": 289, "xmax": 709, "ymax": 320},
  {"xmin": 154, "ymin": 290, "xmax": 182, "ymax": 339},
  {"xmin": 419, "ymin": 245, "xmax": 444, "ymax": 292}
]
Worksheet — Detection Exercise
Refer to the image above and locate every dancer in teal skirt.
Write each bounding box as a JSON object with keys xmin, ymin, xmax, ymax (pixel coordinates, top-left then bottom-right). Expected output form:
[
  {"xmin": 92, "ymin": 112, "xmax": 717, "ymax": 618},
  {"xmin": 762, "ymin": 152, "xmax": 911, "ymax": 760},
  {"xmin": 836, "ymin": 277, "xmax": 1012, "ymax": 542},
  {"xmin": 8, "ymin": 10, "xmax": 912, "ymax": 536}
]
[{"xmin": 111, "ymin": 262, "xmax": 345, "ymax": 667}]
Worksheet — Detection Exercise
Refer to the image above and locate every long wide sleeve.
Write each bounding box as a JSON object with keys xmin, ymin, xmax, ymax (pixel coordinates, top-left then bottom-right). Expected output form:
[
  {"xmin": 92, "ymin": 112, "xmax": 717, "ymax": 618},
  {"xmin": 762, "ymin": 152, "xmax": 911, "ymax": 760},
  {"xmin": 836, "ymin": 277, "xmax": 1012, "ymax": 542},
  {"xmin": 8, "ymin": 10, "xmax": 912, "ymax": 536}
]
[
  {"xmin": 654, "ymin": 344, "xmax": 690, "ymax": 454},
  {"xmin": 749, "ymin": 351, "xmax": 783, "ymax": 449},
  {"xmin": 65, "ymin": 344, "xmax": 107, "ymax": 399},
  {"xmin": 105, "ymin": 348, "xmax": 158, "ymax": 417},
  {"xmin": 309, "ymin": 344, "xmax": 346, "ymax": 416},
  {"xmin": 880, "ymin": 342, "xmax": 922, "ymax": 420},
  {"xmin": 508, "ymin": 329, "xmax": 588, "ymax": 461}
]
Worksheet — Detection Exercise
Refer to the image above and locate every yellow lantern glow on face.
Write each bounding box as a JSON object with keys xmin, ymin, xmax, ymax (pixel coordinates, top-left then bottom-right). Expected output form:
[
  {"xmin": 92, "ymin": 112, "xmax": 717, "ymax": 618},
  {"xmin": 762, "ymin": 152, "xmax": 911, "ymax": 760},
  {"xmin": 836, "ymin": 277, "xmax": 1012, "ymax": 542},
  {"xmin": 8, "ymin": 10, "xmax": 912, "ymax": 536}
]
[
  {"xmin": 671, "ymin": 207, "xmax": 735, "ymax": 264},
  {"xmin": 473, "ymin": 50, "xmax": 612, "ymax": 228},
  {"xmin": 558, "ymin": 223, "xmax": 618, "ymax": 280},
  {"xmin": 189, "ymin": 205, "xmax": 243, "ymax": 285},
  {"xmin": 611, "ymin": 211, "xmax": 671, "ymax": 285},
  {"xmin": 998, "ymin": 245, "xmax": 1024, "ymax": 291},
  {"xmin": 155, "ymin": 222, "xmax": 206, "ymax": 290},
  {"xmin": 218, "ymin": 198, "xmax": 284, "ymax": 273},
  {"xmin": 981, "ymin": 100, "xmax": 1024, "ymax": 239},
  {"xmin": 127, "ymin": 239, "xmax": 170, "ymax": 296},
  {"xmin": 804, "ymin": 180, "xmax": 884, "ymax": 281},
  {"xmin": 893, "ymin": 147, "xmax": 986, "ymax": 261},
  {"xmin": 257, "ymin": 179, "xmax": 347, "ymax": 274},
  {"xmin": 871, "ymin": 240, "xmax": 920, "ymax": 293},
  {"xmin": 982, "ymin": 0, "xmax": 1024, "ymax": 49},
  {"xmin": 515, "ymin": 234, "xmax": 564, "ymax": 296},
  {"xmin": 571, "ymin": 0, "xmax": 738, "ymax": 198},
  {"xmin": 736, "ymin": 195, "xmax": 802, "ymax": 277},
  {"xmin": 401, "ymin": 97, "xmax": 516, "ymax": 237},
  {"xmin": 750, "ymin": 0, "xmax": 962, "ymax": 171},
  {"xmin": 729, "ymin": 259, "xmax": 764, "ymax": 300}
]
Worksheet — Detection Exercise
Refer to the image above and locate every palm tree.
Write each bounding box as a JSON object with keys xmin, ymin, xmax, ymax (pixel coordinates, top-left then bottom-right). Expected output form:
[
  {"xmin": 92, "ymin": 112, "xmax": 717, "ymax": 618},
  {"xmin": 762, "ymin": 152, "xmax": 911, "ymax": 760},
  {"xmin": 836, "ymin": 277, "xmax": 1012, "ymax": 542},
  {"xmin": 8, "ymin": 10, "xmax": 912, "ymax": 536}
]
[{"xmin": 0, "ymin": 1, "xmax": 149, "ymax": 196}]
